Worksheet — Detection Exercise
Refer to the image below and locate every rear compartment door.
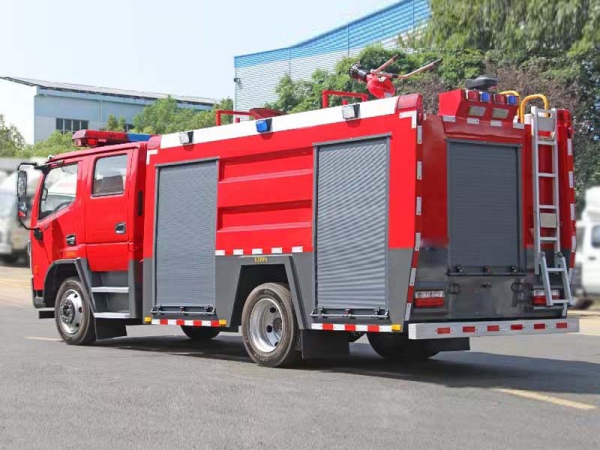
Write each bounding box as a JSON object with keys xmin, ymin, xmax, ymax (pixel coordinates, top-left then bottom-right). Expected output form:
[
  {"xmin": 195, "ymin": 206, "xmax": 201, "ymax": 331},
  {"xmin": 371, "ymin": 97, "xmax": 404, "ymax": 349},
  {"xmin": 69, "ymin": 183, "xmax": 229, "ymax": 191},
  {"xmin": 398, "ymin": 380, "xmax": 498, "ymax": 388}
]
[
  {"xmin": 447, "ymin": 141, "xmax": 521, "ymax": 272},
  {"xmin": 154, "ymin": 160, "xmax": 217, "ymax": 311},
  {"xmin": 314, "ymin": 137, "xmax": 389, "ymax": 313}
]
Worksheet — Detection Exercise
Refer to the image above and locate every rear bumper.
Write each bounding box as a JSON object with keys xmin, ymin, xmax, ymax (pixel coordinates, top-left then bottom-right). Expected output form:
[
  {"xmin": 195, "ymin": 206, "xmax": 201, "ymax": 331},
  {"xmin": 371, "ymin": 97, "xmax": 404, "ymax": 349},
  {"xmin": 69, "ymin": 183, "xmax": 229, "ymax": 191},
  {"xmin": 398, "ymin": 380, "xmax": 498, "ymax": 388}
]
[{"xmin": 408, "ymin": 318, "xmax": 579, "ymax": 340}]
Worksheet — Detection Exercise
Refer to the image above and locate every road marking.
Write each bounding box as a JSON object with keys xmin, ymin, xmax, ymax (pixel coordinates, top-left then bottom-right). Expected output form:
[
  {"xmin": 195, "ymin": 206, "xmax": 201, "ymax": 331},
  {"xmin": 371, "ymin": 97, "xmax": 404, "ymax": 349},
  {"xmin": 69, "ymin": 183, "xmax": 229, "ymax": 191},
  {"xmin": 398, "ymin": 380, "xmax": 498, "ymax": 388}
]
[
  {"xmin": 26, "ymin": 337, "xmax": 62, "ymax": 342},
  {"xmin": 0, "ymin": 278, "xmax": 30, "ymax": 288},
  {"xmin": 496, "ymin": 388, "xmax": 597, "ymax": 411}
]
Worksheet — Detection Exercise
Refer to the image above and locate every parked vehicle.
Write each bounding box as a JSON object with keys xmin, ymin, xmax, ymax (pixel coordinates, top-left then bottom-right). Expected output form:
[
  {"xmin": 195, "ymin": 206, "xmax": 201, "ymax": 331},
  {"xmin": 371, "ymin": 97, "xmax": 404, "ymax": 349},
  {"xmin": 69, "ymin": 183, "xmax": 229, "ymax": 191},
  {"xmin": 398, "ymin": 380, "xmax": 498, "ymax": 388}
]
[
  {"xmin": 0, "ymin": 167, "xmax": 41, "ymax": 263},
  {"xmin": 17, "ymin": 78, "xmax": 579, "ymax": 367},
  {"xmin": 572, "ymin": 187, "xmax": 600, "ymax": 309}
]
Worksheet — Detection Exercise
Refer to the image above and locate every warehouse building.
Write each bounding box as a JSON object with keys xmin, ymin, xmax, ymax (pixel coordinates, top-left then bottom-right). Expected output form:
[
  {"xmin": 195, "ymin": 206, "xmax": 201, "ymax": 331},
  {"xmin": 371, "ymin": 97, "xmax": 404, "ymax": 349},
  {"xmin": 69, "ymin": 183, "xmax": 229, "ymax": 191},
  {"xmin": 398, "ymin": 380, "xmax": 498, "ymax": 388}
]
[
  {"xmin": 233, "ymin": 0, "xmax": 430, "ymax": 111},
  {"xmin": 0, "ymin": 77, "xmax": 215, "ymax": 144}
]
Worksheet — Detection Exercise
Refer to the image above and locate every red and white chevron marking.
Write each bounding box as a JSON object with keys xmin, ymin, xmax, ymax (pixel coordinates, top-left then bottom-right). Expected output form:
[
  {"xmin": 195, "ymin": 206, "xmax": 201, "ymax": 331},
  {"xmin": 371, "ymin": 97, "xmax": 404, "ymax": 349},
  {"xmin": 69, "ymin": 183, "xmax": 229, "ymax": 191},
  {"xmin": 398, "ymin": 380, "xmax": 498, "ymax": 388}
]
[{"xmin": 311, "ymin": 323, "xmax": 401, "ymax": 333}]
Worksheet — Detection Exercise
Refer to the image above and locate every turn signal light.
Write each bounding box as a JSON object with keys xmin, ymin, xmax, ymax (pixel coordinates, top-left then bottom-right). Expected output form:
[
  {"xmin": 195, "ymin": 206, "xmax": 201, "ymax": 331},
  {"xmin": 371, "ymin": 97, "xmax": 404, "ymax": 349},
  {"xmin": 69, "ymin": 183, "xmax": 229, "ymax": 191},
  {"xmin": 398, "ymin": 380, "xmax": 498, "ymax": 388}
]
[
  {"xmin": 414, "ymin": 291, "xmax": 445, "ymax": 308},
  {"xmin": 532, "ymin": 289, "xmax": 560, "ymax": 306}
]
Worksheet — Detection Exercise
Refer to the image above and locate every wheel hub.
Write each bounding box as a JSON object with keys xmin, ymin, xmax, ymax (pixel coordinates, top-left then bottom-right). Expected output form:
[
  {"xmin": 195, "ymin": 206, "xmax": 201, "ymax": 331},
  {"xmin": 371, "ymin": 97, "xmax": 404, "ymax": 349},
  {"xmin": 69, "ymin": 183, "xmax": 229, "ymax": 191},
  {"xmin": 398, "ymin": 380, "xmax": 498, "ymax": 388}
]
[
  {"xmin": 249, "ymin": 297, "xmax": 284, "ymax": 353},
  {"xmin": 58, "ymin": 289, "xmax": 83, "ymax": 335}
]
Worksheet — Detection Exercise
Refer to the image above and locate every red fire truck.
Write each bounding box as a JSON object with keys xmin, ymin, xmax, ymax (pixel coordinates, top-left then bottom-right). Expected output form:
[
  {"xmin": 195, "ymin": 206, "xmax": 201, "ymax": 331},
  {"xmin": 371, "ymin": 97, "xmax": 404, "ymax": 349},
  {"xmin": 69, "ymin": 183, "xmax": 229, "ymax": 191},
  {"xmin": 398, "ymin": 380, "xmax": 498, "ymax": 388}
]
[{"xmin": 16, "ymin": 77, "xmax": 579, "ymax": 367}]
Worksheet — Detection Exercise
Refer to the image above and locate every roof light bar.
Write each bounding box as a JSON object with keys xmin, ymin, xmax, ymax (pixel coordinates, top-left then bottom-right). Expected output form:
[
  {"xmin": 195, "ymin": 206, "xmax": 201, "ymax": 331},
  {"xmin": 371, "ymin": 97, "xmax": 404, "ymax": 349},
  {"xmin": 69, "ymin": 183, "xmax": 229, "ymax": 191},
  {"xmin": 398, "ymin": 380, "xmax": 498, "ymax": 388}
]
[{"xmin": 72, "ymin": 130, "xmax": 152, "ymax": 148}]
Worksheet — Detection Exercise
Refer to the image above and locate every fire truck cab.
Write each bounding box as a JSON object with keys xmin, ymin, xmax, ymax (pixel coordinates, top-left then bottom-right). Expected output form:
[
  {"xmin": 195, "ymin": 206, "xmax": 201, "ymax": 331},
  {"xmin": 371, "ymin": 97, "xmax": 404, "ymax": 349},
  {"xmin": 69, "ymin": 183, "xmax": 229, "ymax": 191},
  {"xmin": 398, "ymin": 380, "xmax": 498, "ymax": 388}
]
[{"xmin": 18, "ymin": 84, "xmax": 579, "ymax": 368}]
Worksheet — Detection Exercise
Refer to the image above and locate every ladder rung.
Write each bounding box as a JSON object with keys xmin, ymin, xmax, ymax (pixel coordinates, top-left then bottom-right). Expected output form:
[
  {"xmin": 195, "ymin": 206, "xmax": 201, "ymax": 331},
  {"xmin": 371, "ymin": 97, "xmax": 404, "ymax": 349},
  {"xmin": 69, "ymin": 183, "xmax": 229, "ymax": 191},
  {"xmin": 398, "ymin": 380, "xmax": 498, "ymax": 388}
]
[
  {"xmin": 538, "ymin": 173, "xmax": 557, "ymax": 178},
  {"xmin": 539, "ymin": 205, "xmax": 557, "ymax": 210},
  {"xmin": 536, "ymin": 139, "xmax": 557, "ymax": 145},
  {"xmin": 547, "ymin": 268, "xmax": 566, "ymax": 273},
  {"xmin": 540, "ymin": 237, "xmax": 558, "ymax": 242}
]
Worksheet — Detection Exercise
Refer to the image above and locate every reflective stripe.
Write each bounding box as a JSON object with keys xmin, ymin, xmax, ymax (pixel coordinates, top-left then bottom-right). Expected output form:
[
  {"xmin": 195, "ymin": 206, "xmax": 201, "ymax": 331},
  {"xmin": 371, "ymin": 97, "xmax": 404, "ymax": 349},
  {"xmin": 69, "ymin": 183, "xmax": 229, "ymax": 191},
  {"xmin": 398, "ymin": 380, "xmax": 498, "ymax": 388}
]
[
  {"xmin": 311, "ymin": 323, "xmax": 401, "ymax": 333},
  {"xmin": 408, "ymin": 318, "xmax": 579, "ymax": 340},
  {"xmin": 151, "ymin": 319, "xmax": 226, "ymax": 327}
]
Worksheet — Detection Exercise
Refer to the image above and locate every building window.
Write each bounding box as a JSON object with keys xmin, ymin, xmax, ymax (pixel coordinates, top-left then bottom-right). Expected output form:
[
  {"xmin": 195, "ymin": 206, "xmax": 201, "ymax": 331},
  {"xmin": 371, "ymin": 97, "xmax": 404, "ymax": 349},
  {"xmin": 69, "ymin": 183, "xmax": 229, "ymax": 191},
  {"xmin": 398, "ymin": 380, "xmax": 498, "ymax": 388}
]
[{"xmin": 56, "ymin": 118, "xmax": 89, "ymax": 134}]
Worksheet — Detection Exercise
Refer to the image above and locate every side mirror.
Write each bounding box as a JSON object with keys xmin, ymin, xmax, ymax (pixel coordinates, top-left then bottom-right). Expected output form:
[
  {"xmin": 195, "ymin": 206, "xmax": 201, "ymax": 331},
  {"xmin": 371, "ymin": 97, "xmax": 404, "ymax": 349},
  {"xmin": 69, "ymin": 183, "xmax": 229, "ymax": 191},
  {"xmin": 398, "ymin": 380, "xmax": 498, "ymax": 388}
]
[{"xmin": 17, "ymin": 170, "xmax": 28, "ymax": 202}]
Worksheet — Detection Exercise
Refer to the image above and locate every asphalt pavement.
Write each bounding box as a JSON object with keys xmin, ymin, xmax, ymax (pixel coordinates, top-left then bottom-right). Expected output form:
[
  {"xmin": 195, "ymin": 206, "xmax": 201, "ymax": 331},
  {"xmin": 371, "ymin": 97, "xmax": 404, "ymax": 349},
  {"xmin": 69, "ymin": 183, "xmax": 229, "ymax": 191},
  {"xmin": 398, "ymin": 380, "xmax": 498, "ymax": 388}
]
[{"xmin": 0, "ymin": 264, "xmax": 599, "ymax": 450}]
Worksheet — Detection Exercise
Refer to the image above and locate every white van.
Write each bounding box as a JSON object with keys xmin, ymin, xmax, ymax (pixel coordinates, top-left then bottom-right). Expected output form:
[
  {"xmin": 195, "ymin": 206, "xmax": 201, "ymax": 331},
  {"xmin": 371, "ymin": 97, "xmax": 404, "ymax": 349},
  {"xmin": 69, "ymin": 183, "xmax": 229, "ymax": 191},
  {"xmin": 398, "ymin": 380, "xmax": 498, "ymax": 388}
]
[
  {"xmin": 0, "ymin": 167, "xmax": 41, "ymax": 264},
  {"xmin": 573, "ymin": 187, "xmax": 600, "ymax": 309}
]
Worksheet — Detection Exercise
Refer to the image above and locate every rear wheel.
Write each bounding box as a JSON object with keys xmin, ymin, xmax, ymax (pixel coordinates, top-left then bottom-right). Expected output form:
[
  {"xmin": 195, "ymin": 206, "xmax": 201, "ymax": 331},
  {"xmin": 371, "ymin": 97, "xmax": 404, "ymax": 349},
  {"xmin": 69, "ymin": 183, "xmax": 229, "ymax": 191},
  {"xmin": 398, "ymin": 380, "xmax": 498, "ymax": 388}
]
[
  {"xmin": 367, "ymin": 333, "xmax": 437, "ymax": 362},
  {"xmin": 54, "ymin": 277, "xmax": 96, "ymax": 345},
  {"xmin": 181, "ymin": 326, "xmax": 220, "ymax": 341},
  {"xmin": 572, "ymin": 297, "xmax": 593, "ymax": 310},
  {"xmin": 241, "ymin": 283, "xmax": 300, "ymax": 368}
]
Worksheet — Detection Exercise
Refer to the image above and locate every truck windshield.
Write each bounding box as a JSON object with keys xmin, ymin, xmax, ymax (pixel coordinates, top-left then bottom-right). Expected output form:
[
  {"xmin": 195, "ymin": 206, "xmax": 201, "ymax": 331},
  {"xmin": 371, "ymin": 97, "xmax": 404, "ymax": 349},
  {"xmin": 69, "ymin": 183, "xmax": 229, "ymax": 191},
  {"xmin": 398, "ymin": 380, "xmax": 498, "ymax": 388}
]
[{"xmin": 0, "ymin": 192, "xmax": 14, "ymax": 218}]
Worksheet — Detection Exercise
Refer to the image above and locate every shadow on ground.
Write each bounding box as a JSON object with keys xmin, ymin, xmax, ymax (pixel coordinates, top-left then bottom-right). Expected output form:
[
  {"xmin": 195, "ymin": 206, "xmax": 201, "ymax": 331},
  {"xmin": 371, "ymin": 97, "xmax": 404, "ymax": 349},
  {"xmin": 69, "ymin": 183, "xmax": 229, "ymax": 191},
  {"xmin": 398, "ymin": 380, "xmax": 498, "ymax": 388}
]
[{"xmin": 93, "ymin": 333, "xmax": 600, "ymax": 396}]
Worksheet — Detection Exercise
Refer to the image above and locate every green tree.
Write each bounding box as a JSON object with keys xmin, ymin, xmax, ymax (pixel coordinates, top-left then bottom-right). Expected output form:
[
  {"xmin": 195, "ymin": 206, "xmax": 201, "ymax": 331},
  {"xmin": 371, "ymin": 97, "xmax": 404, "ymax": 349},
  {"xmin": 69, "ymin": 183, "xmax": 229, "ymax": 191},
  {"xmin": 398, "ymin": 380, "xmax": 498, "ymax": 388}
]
[
  {"xmin": 23, "ymin": 132, "xmax": 77, "ymax": 158},
  {"xmin": 104, "ymin": 114, "xmax": 128, "ymax": 132},
  {"xmin": 421, "ymin": 0, "xmax": 600, "ymax": 205},
  {"xmin": 0, "ymin": 114, "xmax": 25, "ymax": 157},
  {"xmin": 132, "ymin": 97, "xmax": 234, "ymax": 135}
]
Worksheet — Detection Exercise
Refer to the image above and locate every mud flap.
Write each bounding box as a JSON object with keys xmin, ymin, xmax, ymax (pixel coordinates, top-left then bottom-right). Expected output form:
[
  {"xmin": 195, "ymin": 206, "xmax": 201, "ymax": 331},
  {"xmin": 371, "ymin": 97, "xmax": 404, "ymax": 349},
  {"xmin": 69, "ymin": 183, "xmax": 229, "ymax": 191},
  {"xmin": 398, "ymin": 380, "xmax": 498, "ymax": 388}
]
[
  {"xmin": 424, "ymin": 338, "xmax": 470, "ymax": 353},
  {"xmin": 301, "ymin": 330, "xmax": 349, "ymax": 360},
  {"xmin": 95, "ymin": 319, "xmax": 127, "ymax": 340}
]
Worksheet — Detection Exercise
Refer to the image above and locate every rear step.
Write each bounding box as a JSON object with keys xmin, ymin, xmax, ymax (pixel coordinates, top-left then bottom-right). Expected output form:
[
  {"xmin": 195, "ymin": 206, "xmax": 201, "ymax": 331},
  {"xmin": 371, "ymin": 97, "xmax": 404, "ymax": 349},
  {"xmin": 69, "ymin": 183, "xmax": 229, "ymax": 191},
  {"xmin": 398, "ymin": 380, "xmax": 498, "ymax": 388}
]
[{"xmin": 530, "ymin": 107, "xmax": 573, "ymax": 307}]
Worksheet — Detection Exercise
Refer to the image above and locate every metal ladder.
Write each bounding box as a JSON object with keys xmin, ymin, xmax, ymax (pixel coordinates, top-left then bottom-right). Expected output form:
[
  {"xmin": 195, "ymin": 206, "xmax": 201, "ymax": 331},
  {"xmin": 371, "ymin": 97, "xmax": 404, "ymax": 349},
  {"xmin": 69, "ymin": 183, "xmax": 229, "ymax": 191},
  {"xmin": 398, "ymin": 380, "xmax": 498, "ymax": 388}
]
[{"xmin": 531, "ymin": 106, "xmax": 573, "ymax": 306}]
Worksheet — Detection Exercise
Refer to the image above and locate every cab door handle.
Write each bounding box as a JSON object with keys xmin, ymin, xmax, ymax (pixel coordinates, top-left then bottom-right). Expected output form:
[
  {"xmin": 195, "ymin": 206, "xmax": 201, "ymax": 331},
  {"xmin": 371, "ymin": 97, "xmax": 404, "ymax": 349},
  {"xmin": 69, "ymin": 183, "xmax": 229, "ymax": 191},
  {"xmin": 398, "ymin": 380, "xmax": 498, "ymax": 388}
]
[
  {"xmin": 115, "ymin": 222, "xmax": 126, "ymax": 235},
  {"xmin": 66, "ymin": 234, "xmax": 76, "ymax": 246}
]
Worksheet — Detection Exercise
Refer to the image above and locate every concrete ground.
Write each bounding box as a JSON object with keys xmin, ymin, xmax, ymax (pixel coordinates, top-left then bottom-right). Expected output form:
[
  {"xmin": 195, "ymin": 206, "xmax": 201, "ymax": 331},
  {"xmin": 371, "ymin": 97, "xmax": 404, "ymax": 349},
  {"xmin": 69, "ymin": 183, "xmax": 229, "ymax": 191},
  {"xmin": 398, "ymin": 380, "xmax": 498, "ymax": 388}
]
[{"xmin": 0, "ymin": 264, "xmax": 599, "ymax": 450}]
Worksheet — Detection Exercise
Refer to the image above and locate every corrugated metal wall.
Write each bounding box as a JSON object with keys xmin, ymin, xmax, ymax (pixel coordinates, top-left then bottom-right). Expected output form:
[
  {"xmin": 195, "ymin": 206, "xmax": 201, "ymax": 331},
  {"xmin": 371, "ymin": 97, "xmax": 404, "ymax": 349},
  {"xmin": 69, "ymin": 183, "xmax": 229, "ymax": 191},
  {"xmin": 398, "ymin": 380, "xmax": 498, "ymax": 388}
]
[
  {"xmin": 155, "ymin": 161, "xmax": 218, "ymax": 308},
  {"xmin": 234, "ymin": 0, "xmax": 430, "ymax": 111},
  {"xmin": 315, "ymin": 138, "xmax": 389, "ymax": 311}
]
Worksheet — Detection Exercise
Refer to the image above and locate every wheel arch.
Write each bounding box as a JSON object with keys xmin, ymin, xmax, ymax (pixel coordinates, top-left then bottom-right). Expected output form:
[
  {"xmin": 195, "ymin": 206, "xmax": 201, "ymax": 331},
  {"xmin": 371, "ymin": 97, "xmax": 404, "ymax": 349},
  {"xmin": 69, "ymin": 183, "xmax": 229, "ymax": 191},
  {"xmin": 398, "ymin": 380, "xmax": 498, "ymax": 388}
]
[
  {"xmin": 43, "ymin": 258, "xmax": 94, "ymax": 310},
  {"xmin": 226, "ymin": 256, "xmax": 307, "ymax": 330}
]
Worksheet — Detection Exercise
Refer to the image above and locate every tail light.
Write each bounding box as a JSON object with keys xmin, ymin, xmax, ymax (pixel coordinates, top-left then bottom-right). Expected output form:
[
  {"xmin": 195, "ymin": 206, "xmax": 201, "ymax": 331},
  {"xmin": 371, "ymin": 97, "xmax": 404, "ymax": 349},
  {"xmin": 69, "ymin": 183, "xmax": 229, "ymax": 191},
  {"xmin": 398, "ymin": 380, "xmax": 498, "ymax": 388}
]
[
  {"xmin": 532, "ymin": 289, "xmax": 560, "ymax": 306},
  {"xmin": 414, "ymin": 291, "xmax": 445, "ymax": 308}
]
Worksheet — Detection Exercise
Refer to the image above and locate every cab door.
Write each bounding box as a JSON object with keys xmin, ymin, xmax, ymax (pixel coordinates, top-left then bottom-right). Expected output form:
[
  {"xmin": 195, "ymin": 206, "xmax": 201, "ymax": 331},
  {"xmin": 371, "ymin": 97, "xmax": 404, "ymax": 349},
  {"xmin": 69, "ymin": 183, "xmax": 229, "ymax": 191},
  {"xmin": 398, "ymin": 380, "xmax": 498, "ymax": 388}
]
[
  {"xmin": 85, "ymin": 152, "xmax": 133, "ymax": 273},
  {"xmin": 31, "ymin": 161, "xmax": 83, "ymax": 291}
]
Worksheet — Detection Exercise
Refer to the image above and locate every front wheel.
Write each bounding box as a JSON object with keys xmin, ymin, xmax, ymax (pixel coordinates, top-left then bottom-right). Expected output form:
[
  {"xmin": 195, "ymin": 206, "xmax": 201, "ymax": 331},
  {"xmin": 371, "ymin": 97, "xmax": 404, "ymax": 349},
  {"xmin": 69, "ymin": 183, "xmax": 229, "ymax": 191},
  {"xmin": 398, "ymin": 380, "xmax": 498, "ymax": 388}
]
[
  {"xmin": 367, "ymin": 333, "xmax": 437, "ymax": 362},
  {"xmin": 241, "ymin": 283, "xmax": 300, "ymax": 368},
  {"xmin": 54, "ymin": 277, "xmax": 96, "ymax": 345}
]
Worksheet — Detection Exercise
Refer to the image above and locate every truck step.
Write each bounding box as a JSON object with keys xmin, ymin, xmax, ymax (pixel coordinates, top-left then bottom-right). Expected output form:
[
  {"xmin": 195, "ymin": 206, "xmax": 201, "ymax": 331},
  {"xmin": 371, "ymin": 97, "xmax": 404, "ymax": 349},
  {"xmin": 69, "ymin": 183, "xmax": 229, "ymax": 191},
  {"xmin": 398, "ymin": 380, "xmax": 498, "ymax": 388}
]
[{"xmin": 91, "ymin": 287, "xmax": 129, "ymax": 294}]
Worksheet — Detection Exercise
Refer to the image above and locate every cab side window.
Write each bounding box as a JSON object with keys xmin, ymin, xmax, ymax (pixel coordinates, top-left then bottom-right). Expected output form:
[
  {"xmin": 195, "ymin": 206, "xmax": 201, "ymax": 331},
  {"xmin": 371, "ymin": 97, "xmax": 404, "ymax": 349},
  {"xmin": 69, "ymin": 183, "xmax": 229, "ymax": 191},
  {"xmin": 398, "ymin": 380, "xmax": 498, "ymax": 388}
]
[
  {"xmin": 591, "ymin": 225, "xmax": 600, "ymax": 249},
  {"xmin": 93, "ymin": 155, "xmax": 128, "ymax": 196},
  {"xmin": 39, "ymin": 164, "xmax": 79, "ymax": 220}
]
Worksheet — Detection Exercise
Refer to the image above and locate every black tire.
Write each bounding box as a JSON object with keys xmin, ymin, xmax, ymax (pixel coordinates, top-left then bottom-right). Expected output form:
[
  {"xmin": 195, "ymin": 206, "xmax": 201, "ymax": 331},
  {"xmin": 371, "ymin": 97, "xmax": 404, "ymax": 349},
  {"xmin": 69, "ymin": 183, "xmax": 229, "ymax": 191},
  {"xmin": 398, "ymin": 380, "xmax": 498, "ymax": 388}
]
[
  {"xmin": 348, "ymin": 332, "xmax": 365, "ymax": 343},
  {"xmin": 572, "ymin": 297, "xmax": 593, "ymax": 310},
  {"xmin": 181, "ymin": 326, "xmax": 220, "ymax": 341},
  {"xmin": 241, "ymin": 283, "xmax": 301, "ymax": 368},
  {"xmin": 1, "ymin": 254, "xmax": 19, "ymax": 265},
  {"xmin": 367, "ymin": 333, "xmax": 437, "ymax": 362},
  {"xmin": 54, "ymin": 277, "xmax": 96, "ymax": 345}
]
